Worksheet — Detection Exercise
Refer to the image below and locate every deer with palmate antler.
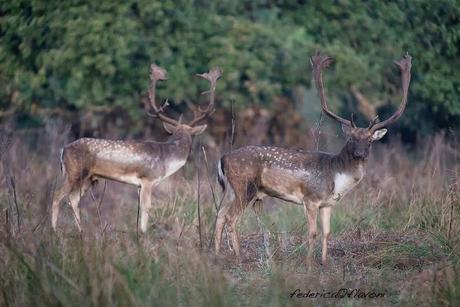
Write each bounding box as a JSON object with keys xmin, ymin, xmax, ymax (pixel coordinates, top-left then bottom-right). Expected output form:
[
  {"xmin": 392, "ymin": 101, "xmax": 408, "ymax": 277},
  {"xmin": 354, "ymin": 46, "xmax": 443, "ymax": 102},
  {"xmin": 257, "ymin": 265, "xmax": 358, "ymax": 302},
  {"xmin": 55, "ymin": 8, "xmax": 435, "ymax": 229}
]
[
  {"xmin": 215, "ymin": 51, "xmax": 411, "ymax": 265},
  {"xmin": 52, "ymin": 64, "xmax": 221, "ymax": 232}
]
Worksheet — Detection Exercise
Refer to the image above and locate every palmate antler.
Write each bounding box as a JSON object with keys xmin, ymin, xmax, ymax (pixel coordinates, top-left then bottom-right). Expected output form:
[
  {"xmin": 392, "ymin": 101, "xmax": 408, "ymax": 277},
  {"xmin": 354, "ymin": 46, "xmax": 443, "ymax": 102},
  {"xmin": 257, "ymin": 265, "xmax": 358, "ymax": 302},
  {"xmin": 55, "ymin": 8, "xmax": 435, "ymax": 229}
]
[
  {"xmin": 310, "ymin": 50, "xmax": 354, "ymax": 127},
  {"xmin": 368, "ymin": 53, "xmax": 412, "ymax": 132},
  {"xmin": 148, "ymin": 64, "xmax": 179, "ymax": 126},
  {"xmin": 311, "ymin": 50, "xmax": 412, "ymax": 130},
  {"xmin": 147, "ymin": 64, "xmax": 221, "ymax": 127},
  {"xmin": 188, "ymin": 67, "xmax": 222, "ymax": 126}
]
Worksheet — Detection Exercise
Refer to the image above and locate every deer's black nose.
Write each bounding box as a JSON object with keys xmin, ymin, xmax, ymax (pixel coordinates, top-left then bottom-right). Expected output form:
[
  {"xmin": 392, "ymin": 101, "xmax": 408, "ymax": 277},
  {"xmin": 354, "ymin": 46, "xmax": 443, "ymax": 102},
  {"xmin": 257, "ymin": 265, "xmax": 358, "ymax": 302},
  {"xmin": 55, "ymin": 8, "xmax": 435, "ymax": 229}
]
[{"xmin": 353, "ymin": 150, "xmax": 368, "ymax": 159}]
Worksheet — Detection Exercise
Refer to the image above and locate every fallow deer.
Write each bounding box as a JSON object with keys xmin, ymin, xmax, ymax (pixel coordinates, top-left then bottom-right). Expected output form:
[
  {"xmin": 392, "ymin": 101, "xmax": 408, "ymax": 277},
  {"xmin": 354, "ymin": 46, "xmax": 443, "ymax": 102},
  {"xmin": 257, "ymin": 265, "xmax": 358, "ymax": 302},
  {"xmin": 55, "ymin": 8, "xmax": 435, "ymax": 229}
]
[
  {"xmin": 215, "ymin": 51, "xmax": 411, "ymax": 265},
  {"xmin": 51, "ymin": 64, "xmax": 222, "ymax": 232}
]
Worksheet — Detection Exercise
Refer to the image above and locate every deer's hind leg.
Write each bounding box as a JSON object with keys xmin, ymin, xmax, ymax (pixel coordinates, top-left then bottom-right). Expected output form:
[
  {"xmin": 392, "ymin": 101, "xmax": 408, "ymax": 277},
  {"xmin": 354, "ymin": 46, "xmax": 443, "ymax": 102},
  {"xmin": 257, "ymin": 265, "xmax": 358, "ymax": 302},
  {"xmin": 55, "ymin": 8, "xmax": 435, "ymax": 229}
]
[
  {"xmin": 224, "ymin": 180, "xmax": 258, "ymax": 261},
  {"xmin": 215, "ymin": 197, "xmax": 231, "ymax": 255},
  {"xmin": 303, "ymin": 200, "xmax": 320, "ymax": 268},
  {"xmin": 51, "ymin": 174, "xmax": 91, "ymax": 232},
  {"xmin": 52, "ymin": 176, "xmax": 73, "ymax": 230},
  {"xmin": 225, "ymin": 203, "xmax": 245, "ymax": 261},
  {"xmin": 320, "ymin": 205, "xmax": 332, "ymax": 265},
  {"xmin": 139, "ymin": 182, "xmax": 153, "ymax": 233},
  {"xmin": 68, "ymin": 178, "xmax": 92, "ymax": 232}
]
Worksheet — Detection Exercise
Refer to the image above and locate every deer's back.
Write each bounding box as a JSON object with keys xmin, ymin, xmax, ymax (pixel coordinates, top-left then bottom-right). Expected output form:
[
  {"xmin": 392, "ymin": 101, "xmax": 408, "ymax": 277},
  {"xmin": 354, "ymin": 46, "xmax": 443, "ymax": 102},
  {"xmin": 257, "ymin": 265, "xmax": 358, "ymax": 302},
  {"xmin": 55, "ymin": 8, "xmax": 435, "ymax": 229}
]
[
  {"xmin": 221, "ymin": 146, "xmax": 335, "ymax": 203},
  {"xmin": 62, "ymin": 138, "xmax": 164, "ymax": 182}
]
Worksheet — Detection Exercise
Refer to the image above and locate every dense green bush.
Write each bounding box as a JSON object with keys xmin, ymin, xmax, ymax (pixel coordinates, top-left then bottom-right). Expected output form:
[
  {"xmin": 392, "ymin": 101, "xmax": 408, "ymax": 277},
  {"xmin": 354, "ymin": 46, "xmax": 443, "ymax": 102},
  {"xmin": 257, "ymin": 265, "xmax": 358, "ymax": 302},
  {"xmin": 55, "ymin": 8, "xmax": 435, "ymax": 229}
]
[{"xmin": 1, "ymin": 0, "xmax": 459, "ymax": 134}]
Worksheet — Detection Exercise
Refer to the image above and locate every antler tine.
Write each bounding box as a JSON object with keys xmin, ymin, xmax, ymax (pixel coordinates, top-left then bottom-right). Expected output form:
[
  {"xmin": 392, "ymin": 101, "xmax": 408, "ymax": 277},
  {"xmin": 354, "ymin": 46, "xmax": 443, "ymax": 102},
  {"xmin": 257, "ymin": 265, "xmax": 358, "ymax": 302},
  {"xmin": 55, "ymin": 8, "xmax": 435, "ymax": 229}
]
[
  {"xmin": 310, "ymin": 50, "xmax": 352, "ymax": 127},
  {"xmin": 148, "ymin": 64, "xmax": 179, "ymax": 126},
  {"xmin": 367, "ymin": 115, "xmax": 380, "ymax": 129},
  {"xmin": 350, "ymin": 112, "xmax": 357, "ymax": 128},
  {"xmin": 187, "ymin": 67, "xmax": 222, "ymax": 126},
  {"xmin": 369, "ymin": 52, "xmax": 412, "ymax": 131}
]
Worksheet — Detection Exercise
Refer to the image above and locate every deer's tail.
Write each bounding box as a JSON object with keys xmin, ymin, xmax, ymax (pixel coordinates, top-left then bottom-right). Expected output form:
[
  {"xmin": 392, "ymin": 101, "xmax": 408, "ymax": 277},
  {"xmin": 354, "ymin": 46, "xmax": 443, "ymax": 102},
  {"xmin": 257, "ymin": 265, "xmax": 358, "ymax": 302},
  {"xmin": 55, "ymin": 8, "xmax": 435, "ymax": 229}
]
[
  {"xmin": 217, "ymin": 157, "xmax": 226, "ymax": 192},
  {"xmin": 59, "ymin": 148, "xmax": 66, "ymax": 175}
]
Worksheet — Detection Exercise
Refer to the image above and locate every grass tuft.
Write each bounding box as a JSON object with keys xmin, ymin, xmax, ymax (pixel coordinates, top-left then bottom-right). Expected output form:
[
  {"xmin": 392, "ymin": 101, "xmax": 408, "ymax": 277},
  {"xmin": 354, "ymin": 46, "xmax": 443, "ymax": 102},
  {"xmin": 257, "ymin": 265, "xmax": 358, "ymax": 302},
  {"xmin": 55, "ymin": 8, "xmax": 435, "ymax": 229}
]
[{"xmin": 0, "ymin": 128, "xmax": 459, "ymax": 306}]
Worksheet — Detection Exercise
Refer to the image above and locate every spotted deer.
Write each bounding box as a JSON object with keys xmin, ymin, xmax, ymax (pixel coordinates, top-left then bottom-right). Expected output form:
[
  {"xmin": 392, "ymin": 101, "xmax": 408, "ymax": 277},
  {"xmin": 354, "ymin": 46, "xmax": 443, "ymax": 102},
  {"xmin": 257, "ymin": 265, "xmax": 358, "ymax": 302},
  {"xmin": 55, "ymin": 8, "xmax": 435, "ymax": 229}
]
[
  {"xmin": 215, "ymin": 52, "xmax": 411, "ymax": 265},
  {"xmin": 51, "ymin": 64, "xmax": 221, "ymax": 232}
]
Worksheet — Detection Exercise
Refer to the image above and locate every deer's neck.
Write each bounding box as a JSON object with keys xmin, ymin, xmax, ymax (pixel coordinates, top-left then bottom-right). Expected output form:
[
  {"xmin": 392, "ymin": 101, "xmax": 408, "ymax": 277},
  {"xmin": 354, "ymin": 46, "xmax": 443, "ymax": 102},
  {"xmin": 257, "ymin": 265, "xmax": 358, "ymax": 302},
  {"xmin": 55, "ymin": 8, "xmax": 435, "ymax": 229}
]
[
  {"xmin": 332, "ymin": 143, "xmax": 368, "ymax": 174},
  {"xmin": 163, "ymin": 131, "xmax": 193, "ymax": 161}
]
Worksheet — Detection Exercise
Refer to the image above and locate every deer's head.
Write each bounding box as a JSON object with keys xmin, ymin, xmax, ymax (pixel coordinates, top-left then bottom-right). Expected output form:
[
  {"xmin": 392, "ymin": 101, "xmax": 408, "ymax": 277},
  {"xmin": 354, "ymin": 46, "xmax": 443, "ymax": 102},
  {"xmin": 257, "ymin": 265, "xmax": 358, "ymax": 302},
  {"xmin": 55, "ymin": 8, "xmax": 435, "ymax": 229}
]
[
  {"xmin": 311, "ymin": 51, "xmax": 412, "ymax": 160},
  {"xmin": 147, "ymin": 64, "xmax": 222, "ymax": 137}
]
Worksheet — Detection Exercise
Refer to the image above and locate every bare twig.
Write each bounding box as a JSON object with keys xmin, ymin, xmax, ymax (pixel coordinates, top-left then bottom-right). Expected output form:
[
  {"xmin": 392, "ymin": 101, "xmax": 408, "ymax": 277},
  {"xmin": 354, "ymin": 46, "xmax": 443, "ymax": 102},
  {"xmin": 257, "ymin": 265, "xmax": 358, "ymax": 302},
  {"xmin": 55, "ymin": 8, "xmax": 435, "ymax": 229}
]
[
  {"xmin": 314, "ymin": 110, "xmax": 324, "ymax": 151},
  {"xmin": 136, "ymin": 187, "xmax": 140, "ymax": 240},
  {"xmin": 201, "ymin": 146, "xmax": 218, "ymax": 211},
  {"xmin": 447, "ymin": 184, "xmax": 456, "ymax": 241},
  {"xmin": 46, "ymin": 261, "xmax": 83, "ymax": 295},
  {"xmin": 0, "ymin": 131, "xmax": 20, "ymax": 234},
  {"xmin": 197, "ymin": 144, "xmax": 203, "ymax": 249},
  {"xmin": 4, "ymin": 208, "xmax": 10, "ymax": 246},
  {"xmin": 110, "ymin": 264, "xmax": 139, "ymax": 306},
  {"xmin": 230, "ymin": 99, "xmax": 236, "ymax": 151},
  {"xmin": 9, "ymin": 176, "xmax": 21, "ymax": 234},
  {"xmin": 255, "ymin": 214, "xmax": 273, "ymax": 268},
  {"xmin": 90, "ymin": 180, "xmax": 108, "ymax": 233},
  {"xmin": 33, "ymin": 175, "xmax": 58, "ymax": 233}
]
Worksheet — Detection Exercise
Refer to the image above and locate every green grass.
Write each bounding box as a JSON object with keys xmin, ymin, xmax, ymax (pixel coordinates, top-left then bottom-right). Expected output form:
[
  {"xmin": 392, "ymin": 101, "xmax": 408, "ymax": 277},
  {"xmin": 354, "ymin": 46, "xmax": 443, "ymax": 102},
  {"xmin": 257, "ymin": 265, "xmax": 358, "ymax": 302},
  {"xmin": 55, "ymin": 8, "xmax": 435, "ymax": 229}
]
[
  {"xmin": 1, "ymin": 133, "xmax": 459, "ymax": 306},
  {"xmin": 1, "ymin": 190, "xmax": 459, "ymax": 306}
]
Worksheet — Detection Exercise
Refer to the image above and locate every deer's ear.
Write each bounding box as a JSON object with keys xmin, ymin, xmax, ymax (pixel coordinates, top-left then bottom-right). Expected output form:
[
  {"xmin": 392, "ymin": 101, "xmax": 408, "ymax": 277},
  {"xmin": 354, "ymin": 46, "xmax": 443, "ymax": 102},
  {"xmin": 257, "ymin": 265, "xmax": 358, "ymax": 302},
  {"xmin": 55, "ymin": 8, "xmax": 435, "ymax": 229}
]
[
  {"xmin": 190, "ymin": 124, "xmax": 207, "ymax": 135},
  {"xmin": 371, "ymin": 128, "xmax": 387, "ymax": 141},
  {"xmin": 341, "ymin": 124, "xmax": 352, "ymax": 136},
  {"xmin": 163, "ymin": 122, "xmax": 177, "ymax": 134}
]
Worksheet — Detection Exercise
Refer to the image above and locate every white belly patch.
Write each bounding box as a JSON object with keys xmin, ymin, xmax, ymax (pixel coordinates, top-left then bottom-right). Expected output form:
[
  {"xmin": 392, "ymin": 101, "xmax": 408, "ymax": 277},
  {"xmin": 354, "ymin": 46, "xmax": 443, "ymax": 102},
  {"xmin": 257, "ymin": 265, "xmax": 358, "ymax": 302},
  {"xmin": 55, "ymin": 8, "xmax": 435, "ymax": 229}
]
[{"xmin": 117, "ymin": 174, "xmax": 143, "ymax": 186}]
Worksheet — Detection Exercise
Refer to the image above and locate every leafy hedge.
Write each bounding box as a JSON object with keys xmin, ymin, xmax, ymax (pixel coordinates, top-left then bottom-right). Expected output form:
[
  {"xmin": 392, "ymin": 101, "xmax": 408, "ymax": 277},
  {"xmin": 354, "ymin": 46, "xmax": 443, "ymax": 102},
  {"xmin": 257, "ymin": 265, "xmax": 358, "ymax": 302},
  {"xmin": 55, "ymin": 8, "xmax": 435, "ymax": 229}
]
[{"xmin": 1, "ymin": 0, "xmax": 459, "ymax": 134}]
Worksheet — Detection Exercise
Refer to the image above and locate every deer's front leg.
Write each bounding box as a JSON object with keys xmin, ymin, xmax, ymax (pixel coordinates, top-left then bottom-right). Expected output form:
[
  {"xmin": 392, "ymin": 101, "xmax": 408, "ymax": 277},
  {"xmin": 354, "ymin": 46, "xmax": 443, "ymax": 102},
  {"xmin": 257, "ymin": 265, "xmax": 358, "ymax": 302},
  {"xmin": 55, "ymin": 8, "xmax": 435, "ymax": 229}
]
[
  {"xmin": 139, "ymin": 182, "xmax": 153, "ymax": 233},
  {"xmin": 304, "ymin": 201, "xmax": 318, "ymax": 267},
  {"xmin": 320, "ymin": 205, "xmax": 332, "ymax": 265}
]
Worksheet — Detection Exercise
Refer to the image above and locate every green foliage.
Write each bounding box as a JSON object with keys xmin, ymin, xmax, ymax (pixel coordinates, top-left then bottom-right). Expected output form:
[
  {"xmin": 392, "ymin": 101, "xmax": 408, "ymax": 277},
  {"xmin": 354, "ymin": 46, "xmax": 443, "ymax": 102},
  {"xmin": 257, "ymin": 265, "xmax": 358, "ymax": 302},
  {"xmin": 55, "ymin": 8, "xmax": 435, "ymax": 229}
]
[
  {"xmin": 285, "ymin": 0, "xmax": 460, "ymax": 134},
  {"xmin": 1, "ymin": 0, "xmax": 459, "ymax": 133}
]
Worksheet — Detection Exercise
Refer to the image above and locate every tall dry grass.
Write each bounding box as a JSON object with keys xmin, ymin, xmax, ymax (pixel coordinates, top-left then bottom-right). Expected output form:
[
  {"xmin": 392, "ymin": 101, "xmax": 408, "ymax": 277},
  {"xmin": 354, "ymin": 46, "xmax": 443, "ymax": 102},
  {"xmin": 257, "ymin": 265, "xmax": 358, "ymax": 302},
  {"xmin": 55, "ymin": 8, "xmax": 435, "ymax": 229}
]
[{"xmin": 0, "ymin": 121, "xmax": 459, "ymax": 306}]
